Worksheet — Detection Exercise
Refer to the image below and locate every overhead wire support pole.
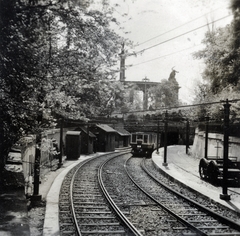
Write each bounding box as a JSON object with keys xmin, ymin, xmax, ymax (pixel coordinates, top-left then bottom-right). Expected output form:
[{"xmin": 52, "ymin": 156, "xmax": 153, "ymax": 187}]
[
  {"xmin": 186, "ymin": 119, "xmax": 190, "ymax": 155},
  {"xmin": 58, "ymin": 118, "xmax": 63, "ymax": 168},
  {"xmin": 204, "ymin": 116, "xmax": 209, "ymax": 159},
  {"xmin": 220, "ymin": 99, "xmax": 231, "ymax": 201},
  {"xmin": 31, "ymin": 133, "xmax": 42, "ymax": 203},
  {"xmin": 156, "ymin": 120, "xmax": 160, "ymax": 154},
  {"xmin": 87, "ymin": 122, "xmax": 89, "ymax": 154},
  {"xmin": 163, "ymin": 110, "xmax": 168, "ymax": 166}
]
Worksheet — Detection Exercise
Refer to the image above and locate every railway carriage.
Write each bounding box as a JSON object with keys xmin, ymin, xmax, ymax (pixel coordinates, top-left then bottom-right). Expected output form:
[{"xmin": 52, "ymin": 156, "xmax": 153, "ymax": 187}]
[{"xmin": 130, "ymin": 132, "xmax": 158, "ymax": 158}]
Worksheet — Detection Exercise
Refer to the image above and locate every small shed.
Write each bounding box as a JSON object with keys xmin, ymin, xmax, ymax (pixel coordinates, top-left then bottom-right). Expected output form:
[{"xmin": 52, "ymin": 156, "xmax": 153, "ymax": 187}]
[
  {"xmin": 66, "ymin": 131, "xmax": 81, "ymax": 160},
  {"xmin": 75, "ymin": 127, "xmax": 96, "ymax": 154},
  {"xmin": 114, "ymin": 127, "xmax": 131, "ymax": 148},
  {"xmin": 90, "ymin": 124, "xmax": 117, "ymax": 152}
]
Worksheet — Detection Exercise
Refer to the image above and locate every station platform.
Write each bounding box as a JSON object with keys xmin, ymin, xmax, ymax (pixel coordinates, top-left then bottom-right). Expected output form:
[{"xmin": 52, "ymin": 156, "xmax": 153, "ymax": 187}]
[{"xmin": 152, "ymin": 145, "xmax": 240, "ymax": 213}]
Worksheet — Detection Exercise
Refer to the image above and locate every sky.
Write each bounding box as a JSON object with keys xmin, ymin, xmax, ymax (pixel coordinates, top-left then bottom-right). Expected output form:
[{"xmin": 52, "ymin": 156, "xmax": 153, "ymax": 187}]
[{"xmin": 108, "ymin": 0, "xmax": 233, "ymax": 104}]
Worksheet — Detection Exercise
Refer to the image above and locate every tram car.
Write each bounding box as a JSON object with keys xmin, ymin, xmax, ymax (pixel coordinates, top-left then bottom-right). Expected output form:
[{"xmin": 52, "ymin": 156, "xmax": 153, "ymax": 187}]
[{"xmin": 130, "ymin": 132, "xmax": 158, "ymax": 158}]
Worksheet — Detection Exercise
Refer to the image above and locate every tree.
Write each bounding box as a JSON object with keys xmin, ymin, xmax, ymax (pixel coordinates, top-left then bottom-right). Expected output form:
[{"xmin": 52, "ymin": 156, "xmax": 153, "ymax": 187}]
[
  {"xmin": 193, "ymin": 24, "xmax": 235, "ymax": 94},
  {"xmin": 0, "ymin": 0, "xmax": 129, "ymax": 168},
  {"xmin": 149, "ymin": 79, "xmax": 179, "ymax": 109},
  {"xmin": 0, "ymin": 0, "xmax": 53, "ymax": 167},
  {"xmin": 230, "ymin": 0, "xmax": 240, "ymax": 49},
  {"xmin": 193, "ymin": 12, "xmax": 240, "ymax": 122},
  {"xmin": 41, "ymin": 3, "xmax": 128, "ymax": 118},
  {"xmin": 191, "ymin": 82, "xmax": 211, "ymax": 120}
]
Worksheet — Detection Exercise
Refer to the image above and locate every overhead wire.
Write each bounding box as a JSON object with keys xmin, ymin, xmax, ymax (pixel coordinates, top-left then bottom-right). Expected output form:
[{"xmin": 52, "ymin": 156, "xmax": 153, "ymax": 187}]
[
  {"xmin": 122, "ymin": 11, "xmax": 233, "ymax": 99},
  {"xmin": 128, "ymin": 43, "xmax": 201, "ymax": 67},
  {"xmin": 112, "ymin": 99, "xmax": 240, "ymax": 115},
  {"xmin": 136, "ymin": 4, "xmax": 230, "ymax": 46},
  {"xmin": 133, "ymin": 14, "xmax": 232, "ymax": 56}
]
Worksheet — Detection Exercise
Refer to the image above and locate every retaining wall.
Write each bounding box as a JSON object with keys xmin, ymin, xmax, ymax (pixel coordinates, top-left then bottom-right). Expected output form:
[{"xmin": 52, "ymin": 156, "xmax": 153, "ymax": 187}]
[{"xmin": 192, "ymin": 128, "xmax": 240, "ymax": 161}]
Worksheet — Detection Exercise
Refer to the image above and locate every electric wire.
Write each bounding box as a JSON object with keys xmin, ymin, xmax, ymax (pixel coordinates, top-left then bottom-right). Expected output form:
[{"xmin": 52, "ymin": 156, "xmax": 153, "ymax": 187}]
[
  {"xmin": 128, "ymin": 43, "xmax": 201, "ymax": 67},
  {"xmin": 112, "ymin": 99, "xmax": 240, "ymax": 115},
  {"xmin": 137, "ymin": 4, "xmax": 229, "ymax": 46},
  {"xmin": 132, "ymin": 14, "xmax": 232, "ymax": 56}
]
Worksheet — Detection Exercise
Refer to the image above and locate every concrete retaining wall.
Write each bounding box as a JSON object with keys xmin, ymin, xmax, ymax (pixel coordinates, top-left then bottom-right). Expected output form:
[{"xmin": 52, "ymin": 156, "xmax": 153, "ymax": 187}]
[{"xmin": 192, "ymin": 128, "xmax": 240, "ymax": 161}]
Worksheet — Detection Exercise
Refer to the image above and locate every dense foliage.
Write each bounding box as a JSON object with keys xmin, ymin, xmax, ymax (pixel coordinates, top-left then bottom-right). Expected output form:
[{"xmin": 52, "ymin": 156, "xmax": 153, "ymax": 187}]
[
  {"xmin": 193, "ymin": 3, "xmax": 240, "ymax": 122},
  {"xmin": 148, "ymin": 79, "xmax": 179, "ymax": 109},
  {"xmin": 0, "ymin": 0, "xmax": 127, "ymax": 168}
]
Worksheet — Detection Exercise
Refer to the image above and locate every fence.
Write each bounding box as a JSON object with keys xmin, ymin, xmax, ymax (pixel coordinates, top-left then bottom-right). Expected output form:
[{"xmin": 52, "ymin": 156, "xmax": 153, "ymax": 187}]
[
  {"xmin": 21, "ymin": 129, "xmax": 61, "ymax": 196},
  {"xmin": 20, "ymin": 135, "xmax": 36, "ymax": 196}
]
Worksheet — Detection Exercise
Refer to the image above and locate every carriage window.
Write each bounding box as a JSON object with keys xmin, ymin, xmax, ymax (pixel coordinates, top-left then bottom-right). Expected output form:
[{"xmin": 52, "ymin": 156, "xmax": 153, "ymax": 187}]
[
  {"xmin": 137, "ymin": 134, "xmax": 143, "ymax": 140},
  {"xmin": 132, "ymin": 134, "xmax": 136, "ymax": 142},
  {"xmin": 144, "ymin": 135, "xmax": 148, "ymax": 143}
]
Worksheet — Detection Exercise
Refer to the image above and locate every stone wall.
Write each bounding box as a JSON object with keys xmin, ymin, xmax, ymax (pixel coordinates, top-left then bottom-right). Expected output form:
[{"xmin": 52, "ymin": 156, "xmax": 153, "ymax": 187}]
[{"xmin": 192, "ymin": 128, "xmax": 240, "ymax": 161}]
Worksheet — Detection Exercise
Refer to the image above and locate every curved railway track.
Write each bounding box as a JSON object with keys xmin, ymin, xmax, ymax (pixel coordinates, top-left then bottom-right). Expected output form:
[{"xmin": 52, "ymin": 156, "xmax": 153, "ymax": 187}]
[
  {"xmin": 126, "ymin": 156, "xmax": 240, "ymax": 236},
  {"xmin": 59, "ymin": 151, "xmax": 141, "ymax": 236},
  {"xmin": 102, "ymin": 154, "xmax": 190, "ymax": 235},
  {"xmin": 58, "ymin": 150, "xmax": 240, "ymax": 235}
]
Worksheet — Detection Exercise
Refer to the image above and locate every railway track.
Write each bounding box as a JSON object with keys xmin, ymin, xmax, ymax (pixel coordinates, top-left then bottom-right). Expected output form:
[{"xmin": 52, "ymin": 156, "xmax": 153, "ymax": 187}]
[
  {"xmin": 145, "ymin": 157, "xmax": 240, "ymax": 221},
  {"xmin": 126, "ymin": 156, "xmax": 240, "ymax": 236},
  {"xmin": 102, "ymin": 154, "xmax": 191, "ymax": 235},
  {"xmin": 58, "ymin": 150, "xmax": 240, "ymax": 235},
  {"xmin": 59, "ymin": 151, "xmax": 141, "ymax": 236}
]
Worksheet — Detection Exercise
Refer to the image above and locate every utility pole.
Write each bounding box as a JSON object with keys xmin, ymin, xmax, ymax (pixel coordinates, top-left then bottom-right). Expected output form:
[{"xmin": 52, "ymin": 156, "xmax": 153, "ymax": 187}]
[
  {"xmin": 87, "ymin": 122, "xmax": 89, "ymax": 154},
  {"xmin": 163, "ymin": 110, "xmax": 168, "ymax": 166},
  {"xmin": 119, "ymin": 43, "xmax": 126, "ymax": 82},
  {"xmin": 156, "ymin": 120, "xmax": 160, "ymax": 154},
  {"xmin": 220, "ymin": 99, "xmax": 231, "ymax": 201},
  {"xmin": 58, "ymin": 118, "xmax": 63, "ymax": 168},
  {"xmin": 204, "ymin": 116, "xmax": 209, "ymax": 159},
  {"xmin": 186, "ymin": 119, "xmax": 189, "ymax": 154},
  {"xmin": 142, "ymin": 76, "xmax": 149, "ymax": 110},
  {"xmin": 31, "ymin": 134, "xmax": 42, "ymax": 203}
]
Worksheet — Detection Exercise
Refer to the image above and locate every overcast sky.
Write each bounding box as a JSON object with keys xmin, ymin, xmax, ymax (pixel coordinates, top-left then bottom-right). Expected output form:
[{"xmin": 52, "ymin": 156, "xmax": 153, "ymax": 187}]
[{"xmin": 109, "ymin": 0, "xmax": 233, "ymax": 104}]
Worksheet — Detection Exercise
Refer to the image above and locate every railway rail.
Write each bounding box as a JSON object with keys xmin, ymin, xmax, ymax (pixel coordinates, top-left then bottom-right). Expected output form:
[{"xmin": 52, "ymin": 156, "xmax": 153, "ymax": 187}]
[
  {"xmin": 59, "ymin": 151, "xmax": 141, "ymax": 236},
  {"xmin": 102, "ymin": 153, "xmax": 191, "ymax": 235},
  {"xmin": 58, "ymin": 149, "xmax": 240, "ymax": 235},
  {"xmin": 126, "ymin": 156, "xmax": 240, "ymax": 235}
]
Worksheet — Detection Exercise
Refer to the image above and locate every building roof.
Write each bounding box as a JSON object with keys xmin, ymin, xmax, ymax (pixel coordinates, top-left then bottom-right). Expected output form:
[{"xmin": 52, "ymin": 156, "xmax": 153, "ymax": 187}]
[
  {"xmin": 114, "ymin": 127, "xmax": 131, "ymax": 136},
  {"xmin": 79, "ymin": 127, "xmax": 96, "ymax": 138},
  {"xmin": 96, "ymin": 124, "xmax": 117, "ymax": 133},
  {"xmin": 66, "ymin": 131, "xmax": 81, "ymax": 136}
]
